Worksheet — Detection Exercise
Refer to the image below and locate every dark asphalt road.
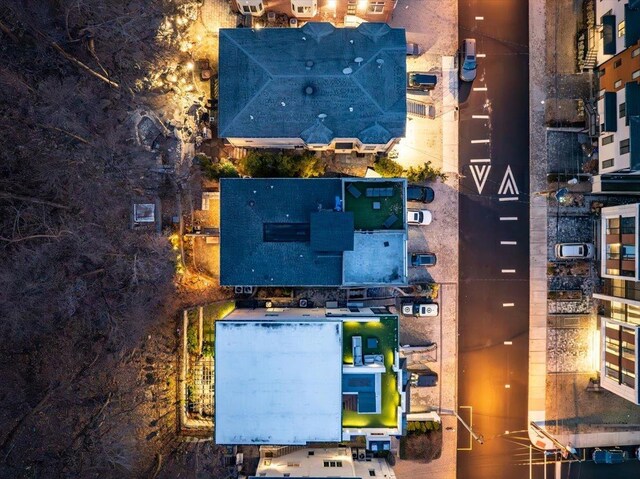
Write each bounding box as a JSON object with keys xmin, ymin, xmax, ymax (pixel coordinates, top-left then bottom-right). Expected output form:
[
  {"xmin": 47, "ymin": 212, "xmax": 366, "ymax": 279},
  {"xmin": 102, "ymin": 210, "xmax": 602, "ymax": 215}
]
[{"xmin": 457, "ymin": 0, "xmax": 531, "ymax": 478}]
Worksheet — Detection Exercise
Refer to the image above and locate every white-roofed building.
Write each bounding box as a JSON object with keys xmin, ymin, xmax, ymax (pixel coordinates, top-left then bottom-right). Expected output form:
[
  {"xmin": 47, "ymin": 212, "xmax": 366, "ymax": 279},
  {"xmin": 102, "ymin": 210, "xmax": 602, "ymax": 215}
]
[{"xmin": 214, "ymin": 319, "xmax": 344, "ymax": 444}]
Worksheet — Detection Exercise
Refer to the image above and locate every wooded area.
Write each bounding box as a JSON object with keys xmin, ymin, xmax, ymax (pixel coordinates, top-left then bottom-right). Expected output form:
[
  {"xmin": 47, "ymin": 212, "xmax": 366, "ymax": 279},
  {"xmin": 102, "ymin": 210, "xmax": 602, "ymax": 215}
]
[{"xmin": 0, "ymin": 1, "xmax": 225, "ymax": 477}]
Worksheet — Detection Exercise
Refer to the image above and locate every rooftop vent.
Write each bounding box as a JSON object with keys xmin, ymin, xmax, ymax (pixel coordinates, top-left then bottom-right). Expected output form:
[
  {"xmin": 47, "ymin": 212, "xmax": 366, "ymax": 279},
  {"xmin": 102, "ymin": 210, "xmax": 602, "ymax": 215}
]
[
  {"xmin": 305, "ymin": 86, "xmax": 314, "ymax": 95},
  {"xmin": 342, "ymin": 67, "xmax": 353, "ymax": 75},
  {"xmin": 306, "ymin": 60, "xmax": 314, "ymax": 70}
]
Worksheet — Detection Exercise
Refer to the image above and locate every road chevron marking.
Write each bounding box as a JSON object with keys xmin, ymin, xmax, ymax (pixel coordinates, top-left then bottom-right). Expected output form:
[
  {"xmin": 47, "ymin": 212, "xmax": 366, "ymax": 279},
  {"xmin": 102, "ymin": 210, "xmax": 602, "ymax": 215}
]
[
  {"xmin": 498, "ymin": 165, "xmax": 519, "ymax": 195},
  {"xmin": 469, "ymin": 164, "xmax": 491, "ymax": 194}
]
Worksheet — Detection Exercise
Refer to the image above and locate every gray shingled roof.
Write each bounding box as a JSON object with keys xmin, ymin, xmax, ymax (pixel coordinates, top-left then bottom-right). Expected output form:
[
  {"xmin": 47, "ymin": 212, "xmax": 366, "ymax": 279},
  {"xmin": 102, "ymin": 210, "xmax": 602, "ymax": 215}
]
[
  {"xmin": 310, "ymin": 211, "xmax": 354, "ymax": 252},
  {"xmin": 218, "ymin": 23, "xmax": 407, "ymax": 144},
  {"xmin": 220, "ymin": 178, "xmax": 347, "ymax": 286}
]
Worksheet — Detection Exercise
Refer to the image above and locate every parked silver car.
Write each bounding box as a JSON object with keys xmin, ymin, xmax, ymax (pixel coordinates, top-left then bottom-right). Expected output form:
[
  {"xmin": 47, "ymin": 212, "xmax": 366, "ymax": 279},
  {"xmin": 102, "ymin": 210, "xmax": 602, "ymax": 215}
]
[
  {"xmin": 459, "ymin": 38, "xmax": 477, "ymax": 82},
  {"xmin": 554, "ymin": 243, "xmax": 594, "ymax": 260}
]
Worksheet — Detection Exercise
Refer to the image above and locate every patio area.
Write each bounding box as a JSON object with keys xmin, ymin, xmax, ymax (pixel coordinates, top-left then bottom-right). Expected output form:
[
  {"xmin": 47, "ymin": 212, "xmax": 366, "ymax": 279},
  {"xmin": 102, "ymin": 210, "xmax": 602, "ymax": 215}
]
[
  {"xmin": 344, "ymin": 181, "xmax": 404, "ymax": 231},
  {"xmin": 342, "ymin": 316, "xmax": 400, "ymax": 429}
]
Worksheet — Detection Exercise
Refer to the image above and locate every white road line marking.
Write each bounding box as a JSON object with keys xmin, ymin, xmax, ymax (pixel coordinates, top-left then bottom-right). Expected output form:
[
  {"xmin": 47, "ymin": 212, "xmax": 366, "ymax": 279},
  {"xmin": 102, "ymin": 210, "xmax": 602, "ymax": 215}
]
[
  {"xmin": 477, "ymin": 53, "xmax": 486, "ymax": 58},
  {"xmin": 501, "ymin": 269, "xmax": 516, "ymax": 273},
  {"xmin": 473, "ymin": 87, "xmax": 488, "ymax": 91},
  {"xmin": 475, "ymin": 16, "xmax": 484, "ymax": 20},
  {"xmin": 505, "ymin": 384, "xmax": 511, "ymax": 389},
  {"xmin": 499, "ymin": 196, "xmax": 519, "ymax": 202},
  {"xmin": 498, "ymin": 165, "xmax": 520, "ymax": 195},
  {"xmin": 500, "ymin": 217, "xmax": 518, "ymax": 221},
  {"xmin": 501, "ymin": 241, "xmax": 517, "ymax": 245},
  {"xmin": 502, "ymin": 303, "xmax": 515, "ymax": 307},
  {"xmin": 472, "ymin": 114, "xmax": 489, "ymax": 119},
  {"xmin": 470, "ymin": 158, "xmax": 491, "ymax": 163},
  {"xmin": 469, "ymin": 164, "xmax": 491, "ymax": 194},
  {"xmin": 471, "ymin": 139, "xmax": 490, "ymax": 144},
  {"xmin": 504, "ymin": 341, "xmax": 513, "ymax": 345}
]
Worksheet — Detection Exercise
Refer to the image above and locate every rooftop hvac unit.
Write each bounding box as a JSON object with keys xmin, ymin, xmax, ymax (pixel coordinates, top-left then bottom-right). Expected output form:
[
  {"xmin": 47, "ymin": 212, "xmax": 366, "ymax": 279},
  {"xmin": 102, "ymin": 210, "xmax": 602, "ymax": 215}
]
[
  {"xmin": 234, "ymin": 286, "xmax": 244, "ymax": 294},
  {"xmin": 358, "ymin": 452, "xmax": 366, "ymax": 461},
  {"xmin": 243, "ymin": 286, "xmax": 253, "ymax": 294},
  {"xmin": 299, "ymin": 298, "xmax": 308, "ymax": 308},
  {"xmin": 289, "ymin": 17, "xmax": 298, "ymax": 27}
]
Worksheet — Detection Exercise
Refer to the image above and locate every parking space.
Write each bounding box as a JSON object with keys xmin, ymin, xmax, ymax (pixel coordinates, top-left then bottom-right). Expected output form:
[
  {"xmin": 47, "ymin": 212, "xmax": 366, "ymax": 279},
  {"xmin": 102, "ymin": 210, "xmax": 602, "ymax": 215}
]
[{"xmin": 407, "ymin": 179, "xmax": 459, "ymax": 285}]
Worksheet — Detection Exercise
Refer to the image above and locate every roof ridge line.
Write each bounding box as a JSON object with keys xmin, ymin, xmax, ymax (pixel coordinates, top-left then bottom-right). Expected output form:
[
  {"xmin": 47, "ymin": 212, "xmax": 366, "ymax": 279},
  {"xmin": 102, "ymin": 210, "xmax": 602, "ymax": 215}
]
[{"xmin": 219, "ymin": 77, "xmax": 273, "ymax": 138}]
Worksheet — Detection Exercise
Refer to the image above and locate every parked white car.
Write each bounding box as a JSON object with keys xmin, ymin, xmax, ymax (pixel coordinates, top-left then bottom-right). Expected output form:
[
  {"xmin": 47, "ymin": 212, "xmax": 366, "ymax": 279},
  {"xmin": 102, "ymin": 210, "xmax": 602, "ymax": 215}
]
[
  {"xmin": 407, "ymin": 209, "xmax": 432, "ymax": 225},
  {"xmin": 402, "ymin": 303, "xmax": 439, "ymax": 317},
  {"xmin": 554, "ymin": 243, "xmax": 594, "ymax": 259}
]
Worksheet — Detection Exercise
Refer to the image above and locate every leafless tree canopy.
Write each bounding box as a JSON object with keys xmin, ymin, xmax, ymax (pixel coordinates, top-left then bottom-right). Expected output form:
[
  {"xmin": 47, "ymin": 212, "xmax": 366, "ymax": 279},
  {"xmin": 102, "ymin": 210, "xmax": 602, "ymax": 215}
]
[{"xmin": 0, "ymin": 1, "xmax": 215, "ymax": 477}]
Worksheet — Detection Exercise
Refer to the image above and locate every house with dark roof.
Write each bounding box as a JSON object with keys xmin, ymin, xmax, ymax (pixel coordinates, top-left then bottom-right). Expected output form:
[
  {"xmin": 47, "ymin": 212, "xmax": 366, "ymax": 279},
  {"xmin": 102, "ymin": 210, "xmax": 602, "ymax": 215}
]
[
  {"xmin": 220, "ymin": 178, "xmax": 408, "ymax": 287},
  {"xmin": 218, "ymin": 22, "xmax": 406, "ymax": 154}
]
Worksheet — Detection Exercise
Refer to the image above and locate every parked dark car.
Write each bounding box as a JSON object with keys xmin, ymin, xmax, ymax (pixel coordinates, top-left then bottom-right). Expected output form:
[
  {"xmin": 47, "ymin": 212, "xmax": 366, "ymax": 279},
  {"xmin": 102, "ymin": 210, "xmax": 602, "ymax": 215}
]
[
  {"xmin": 411, "ymin": 253, "xmax": 437, "ymax": 267},
  {"xmin": 407, "ymin": 72, "xmax": 438, "ymax": 91},
  {"xmin": 407, "ymin": 185, "xmax": 435, "ymax": 203},
  {"xmin": 410, "ymin": 371, "xmax": 438, "ymax": 387},
  {"xmin": 592, "ymin": 448, "xmax": 627, "ymax": 464}
]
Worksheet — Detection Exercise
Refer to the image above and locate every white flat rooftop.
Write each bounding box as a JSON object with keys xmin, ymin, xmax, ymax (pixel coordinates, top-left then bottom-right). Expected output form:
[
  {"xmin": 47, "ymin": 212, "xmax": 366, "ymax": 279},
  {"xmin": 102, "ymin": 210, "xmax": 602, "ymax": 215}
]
[{"xmin": 215, "ymin": 320, "xmax": 344, "ymax": 445}]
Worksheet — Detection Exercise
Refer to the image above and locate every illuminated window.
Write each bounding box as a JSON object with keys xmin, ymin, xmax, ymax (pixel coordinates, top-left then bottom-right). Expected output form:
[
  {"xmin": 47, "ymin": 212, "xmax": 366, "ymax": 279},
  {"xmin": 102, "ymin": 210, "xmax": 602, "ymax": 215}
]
[
  {"xmin": 618, "ymin": 21, "xmax": 625, "ymax": 37},
  {"xmin": 368, "ymin": 1, "xmax": 385, "ymax": 13}
]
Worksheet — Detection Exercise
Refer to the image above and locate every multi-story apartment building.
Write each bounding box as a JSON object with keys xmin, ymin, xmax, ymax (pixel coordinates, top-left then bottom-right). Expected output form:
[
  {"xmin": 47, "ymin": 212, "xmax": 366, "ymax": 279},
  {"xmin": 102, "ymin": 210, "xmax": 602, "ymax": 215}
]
[
  {"xmin": 593, "ymin": 203, "xmax": 640, "ymax": 405},
  {"xmin": 234, "ymin": 0, "xmax": 396, "ymax": 25},
  {"xmin": 592, "ymin": 0, "xmax": 640, "ymax": 193}
]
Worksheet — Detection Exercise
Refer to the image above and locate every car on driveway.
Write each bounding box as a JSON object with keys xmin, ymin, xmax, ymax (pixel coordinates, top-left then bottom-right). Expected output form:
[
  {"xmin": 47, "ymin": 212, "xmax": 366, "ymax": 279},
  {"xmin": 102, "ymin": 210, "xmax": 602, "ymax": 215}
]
[
  {"xmin": 407, "ymin": 72, "xmax": 438, "ymax": 91},
  {"xmin": 411, "ymin": 252, "xmax": 437, "ymax": 266},
  {"xmin": 407, "ymin": 185, "xmax": 434, "ymax": 203},
  {"xmin": 554, "ymin": 242, "xmax": 594, "ymax": 260},
  {"xmin": 402, "ymin": 302, "xmax": 439, "ymax": 317},
  {"xmin": 407, "ymin": 209, "xmax": 432, "ymax": 225},
  {"xmin": 592, "ymin": 448, "xmax": 627, "ymax": 464}
]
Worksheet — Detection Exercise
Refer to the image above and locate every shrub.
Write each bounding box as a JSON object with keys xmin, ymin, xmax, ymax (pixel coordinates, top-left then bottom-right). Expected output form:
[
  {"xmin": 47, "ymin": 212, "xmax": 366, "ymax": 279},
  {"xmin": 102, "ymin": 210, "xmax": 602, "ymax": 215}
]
[
  {"xmin": 187, "ymin": 325, "xmax": 198, "ymax": 354},
  {"xmin": 241, "ymin": 151, "xmax": 325, "ymax": 178},
  {"xmin": 406, "ymin": 161, "xmax": 448, "ymax": 183},
  {"xmin": 374, "ymin": 155, "xmax": 404, "ymax": 177},
  {"xmin": 197, "ymin": 153, "xmax": 240, "ymax": 180}
]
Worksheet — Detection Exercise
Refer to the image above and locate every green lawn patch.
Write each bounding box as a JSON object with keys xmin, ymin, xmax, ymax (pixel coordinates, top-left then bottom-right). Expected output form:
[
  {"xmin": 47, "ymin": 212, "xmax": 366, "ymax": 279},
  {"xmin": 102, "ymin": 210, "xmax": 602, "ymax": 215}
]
[
  {"xmin": 185, "ymin": 301, "xmax": 236, "ymax": 358},
  {"xmin": 342, "ymin": 316, "xmax": 400, "ymax": 429},
  {"xmin": 344, "ymin": 181, "xmax": 404, "ymax": 230}
]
